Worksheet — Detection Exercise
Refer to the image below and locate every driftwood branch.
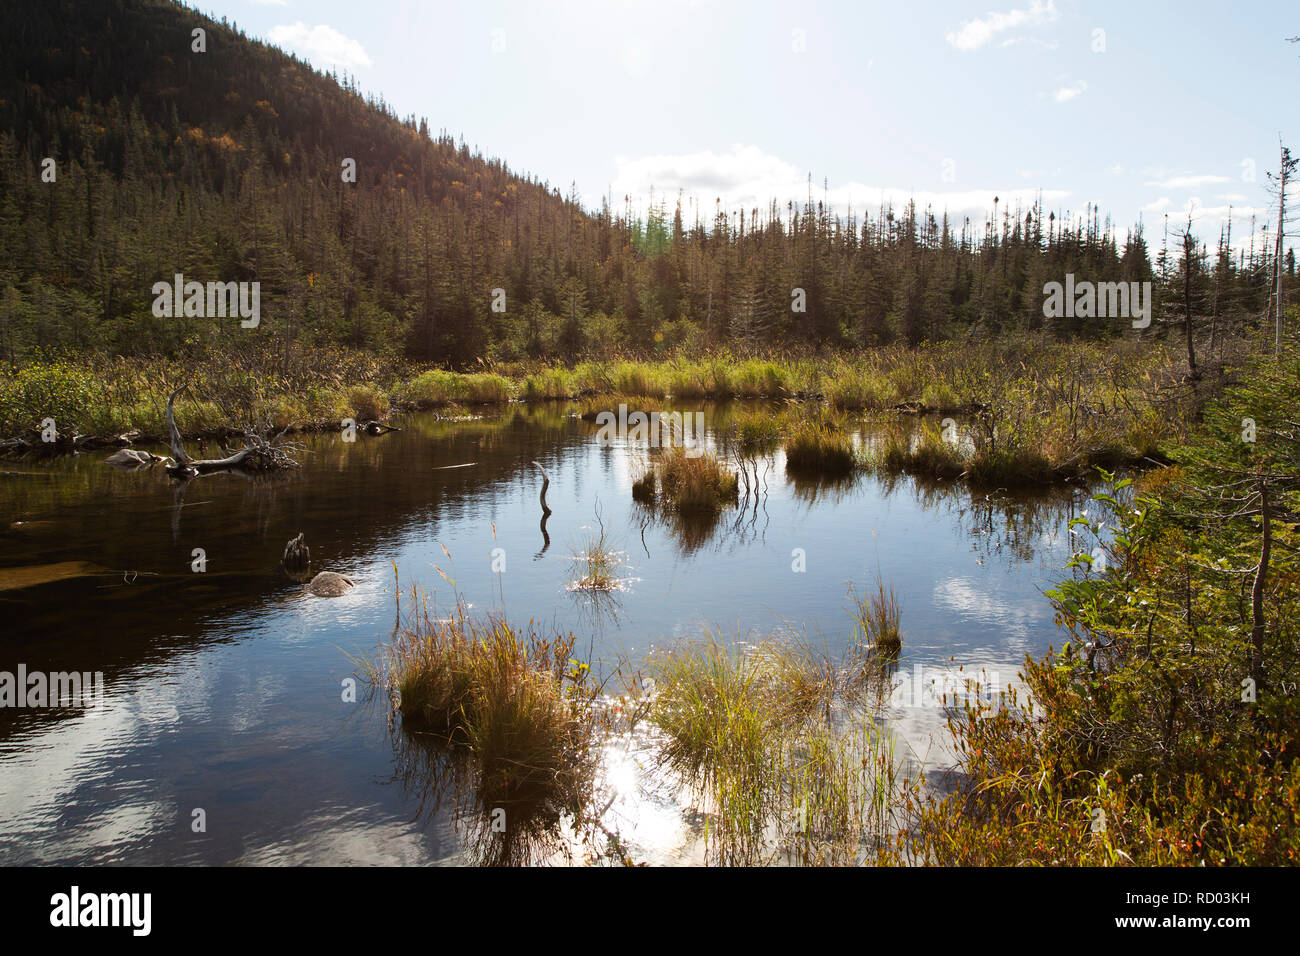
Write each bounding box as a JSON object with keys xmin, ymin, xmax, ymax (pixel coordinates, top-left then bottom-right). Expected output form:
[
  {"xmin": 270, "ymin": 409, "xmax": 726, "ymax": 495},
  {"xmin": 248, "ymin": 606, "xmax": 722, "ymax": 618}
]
[
  {"xmin": 532, "ymin": 460, "xmax": 552, "ymax": 557},
  {"xmin": 164, "ymin": 384, "xmax": 262, "ymax": 475},
  {"xmin": 532, "ymin": 460, "xmax": 553, "ymax": 515},
  {"xmin": 165, "ymin": 385, "xmax": 191, "ymax": 465}
]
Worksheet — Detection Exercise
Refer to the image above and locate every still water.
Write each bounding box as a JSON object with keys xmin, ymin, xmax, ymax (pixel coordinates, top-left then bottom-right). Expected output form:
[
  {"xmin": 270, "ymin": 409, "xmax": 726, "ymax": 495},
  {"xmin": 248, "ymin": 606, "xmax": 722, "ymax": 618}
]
[{"xmin": 0, "ymin": 403, "xmax": 1087, "ymax": 864}]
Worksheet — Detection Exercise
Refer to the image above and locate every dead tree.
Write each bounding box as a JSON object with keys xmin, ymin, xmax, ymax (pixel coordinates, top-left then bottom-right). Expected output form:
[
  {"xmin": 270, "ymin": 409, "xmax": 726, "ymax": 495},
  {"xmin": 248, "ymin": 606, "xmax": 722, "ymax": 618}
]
[
  {"xmin": 165, "ymin": 385, "xmax": 297, "ymax": 476},
  {"xmin": 1268, "ymin": 141, "xmax": 1295, "ymax": 351},
  {"xmin": 1251, "ymin": 479, "xmax": 1272, "ymax": 688},
  {"xmin": 1182, "ymin": 213, "xmax": 1201, "ymax": 381},
  {"xmin": 532, "ymin": 461, "xmax": 552, "ymax": 556},
  {"xmin": 166, "ymin": 385, "xmax": 252, "ymax": 472}
]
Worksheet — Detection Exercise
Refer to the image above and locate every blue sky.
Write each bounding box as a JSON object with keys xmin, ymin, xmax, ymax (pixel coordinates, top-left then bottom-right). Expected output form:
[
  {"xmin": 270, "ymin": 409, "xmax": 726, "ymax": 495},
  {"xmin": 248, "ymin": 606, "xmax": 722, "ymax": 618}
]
[{"xmin": 205, "ymin": 1, "xmax": 1296, "ymax": 254}]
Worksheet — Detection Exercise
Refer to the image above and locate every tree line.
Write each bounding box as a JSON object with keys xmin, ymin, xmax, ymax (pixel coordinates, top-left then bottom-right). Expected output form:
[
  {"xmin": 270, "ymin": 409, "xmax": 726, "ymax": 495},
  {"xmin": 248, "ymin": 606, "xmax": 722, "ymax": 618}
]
[{"xmin": 0, "ymin": 0, "xmax": 1289, "ymax": 369}]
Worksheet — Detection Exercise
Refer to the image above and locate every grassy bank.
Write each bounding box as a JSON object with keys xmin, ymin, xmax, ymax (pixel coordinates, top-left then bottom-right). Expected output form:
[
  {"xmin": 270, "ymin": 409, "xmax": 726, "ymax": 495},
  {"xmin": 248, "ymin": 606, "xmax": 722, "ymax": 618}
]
[
  {"xmin": 0, "ymin": 332, "xmax": 1263, "ymax": 499},
  {"xmin": 2, "ymin": 333, "xmax": 1217, "ymax": 440}
]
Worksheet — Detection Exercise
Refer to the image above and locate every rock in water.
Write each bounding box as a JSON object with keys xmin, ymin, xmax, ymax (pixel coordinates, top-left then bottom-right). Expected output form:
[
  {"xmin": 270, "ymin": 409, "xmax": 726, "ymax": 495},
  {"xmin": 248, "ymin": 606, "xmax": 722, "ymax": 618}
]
[
  {"xmin": 306, "ymin": 571, "xmax": 354, "ymax": 597},
  {"xmin": 103, "ymin": 448, "xmax": 159, "ymax": 468}
]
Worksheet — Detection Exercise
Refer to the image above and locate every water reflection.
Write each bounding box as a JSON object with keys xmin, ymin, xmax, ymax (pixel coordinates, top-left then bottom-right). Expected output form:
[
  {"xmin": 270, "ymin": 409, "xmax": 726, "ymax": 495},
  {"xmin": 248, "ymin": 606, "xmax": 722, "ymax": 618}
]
[
  {"xmin": 0, "ymin": 403, "xmax": 1093, "ymax": 864},
  {"xmin": 390, "ymin": 728, "xmax": 581, "ymax": 867}
]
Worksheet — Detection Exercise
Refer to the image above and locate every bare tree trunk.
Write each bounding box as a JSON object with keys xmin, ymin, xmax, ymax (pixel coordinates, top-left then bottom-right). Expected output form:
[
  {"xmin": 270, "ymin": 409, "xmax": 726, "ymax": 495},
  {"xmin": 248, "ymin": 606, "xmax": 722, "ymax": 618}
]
[
  {"xmin": 1275, "ymin": 144, "xmax": 1290, "ymax": 352},
  {"xmin": 1183, "ymin": 225, "xmax": 1200, "ymax": 380},
  {"xmin": 1251, "ymin": 479, "xmax": 1272, "ymax": 688},
  {"xmin": 165, "ymin": 385, "xmax": 253, "ymax": 473}
]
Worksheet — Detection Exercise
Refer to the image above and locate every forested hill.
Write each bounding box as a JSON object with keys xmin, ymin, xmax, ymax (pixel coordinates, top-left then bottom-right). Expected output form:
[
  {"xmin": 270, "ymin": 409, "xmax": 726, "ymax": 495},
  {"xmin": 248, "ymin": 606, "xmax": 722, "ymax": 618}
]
[
  {"xmin": 0, "ymin": 0, "xmax": 600, "ymax": 364},
  {"xmin": 0, "ymin": 0, "xmax": 1280, "ymax": 367}
]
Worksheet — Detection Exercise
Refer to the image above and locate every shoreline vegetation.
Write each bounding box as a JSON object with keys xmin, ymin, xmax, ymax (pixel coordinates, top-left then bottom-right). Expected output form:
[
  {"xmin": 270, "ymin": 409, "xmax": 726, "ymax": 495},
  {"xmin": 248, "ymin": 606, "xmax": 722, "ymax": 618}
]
[
  {"xmin": 0, "ymin": 331, "xmax": 1253, "ymax": 486},
  {"xmin": 365, "ymin": 336, "xmax": 1300, "ymax": 865}
]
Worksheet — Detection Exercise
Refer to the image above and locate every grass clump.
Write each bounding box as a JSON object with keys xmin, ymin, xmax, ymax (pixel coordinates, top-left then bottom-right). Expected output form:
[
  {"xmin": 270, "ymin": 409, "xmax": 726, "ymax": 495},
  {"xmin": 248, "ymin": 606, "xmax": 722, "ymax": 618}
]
[
  {"xmin": 522, "ymin": 367, "xmax": 576, "ymax": 401},
  {"xmin": 393, "ymin": 369, "xmax": 464, "ymax": 406},
  {"xmin": 873, "ymin": 424, "xmax": 966, "ymax": 479},
  {"xmin": 634, "ymin": 446, "xmax": 738, "ymax": 513},
  {"xmin": 392, "ymin": 369, "xmax": 512, "ymax": 406},
  {"xmin": 848, "ymin": 578, "xmax": 902, "ymax": 657},
  {"xmin": 346, "ymin": 383, "xmax": 390, "ymax": 421},
  {"xmin": 819, "ymin": 358, "xmax": 897, "ymax": 411},
  {"xmin": 570, "ymin": 521, "xmax": 621, "ymax": 591},
  {"xmin": 731, "ymin": 359, "xmax": 787, "ymax": 398},
  {"xmin": 636, "ymin": 634, "xmax": 899, "ymax": 864},
  {"xmin": 630, "ymin": 470, "xmax": 656, "ymax": 502},
  {"xmin": 462, "ymin": 372, "xmax": 513, "ymax": 404},
  {"xmin": 383, "ymin": 602, "xmax": 600, "ymax": 816},
  {"xmin": 784, "ymin": 421, "xmax": 857, "ymax": 476}
]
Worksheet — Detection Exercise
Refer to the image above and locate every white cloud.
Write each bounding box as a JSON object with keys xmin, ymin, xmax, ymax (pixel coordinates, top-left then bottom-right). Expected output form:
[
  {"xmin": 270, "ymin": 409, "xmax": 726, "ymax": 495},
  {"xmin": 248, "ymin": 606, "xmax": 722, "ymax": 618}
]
[
  {"xmin": 621, "ymin": 44, "xmax": 650, "ymax": 77},
  {"xmin": 1000, "ymin": 35, "xmax": 1059, "ymax": 50},
  {"xmin": 267, "ymin": 22, "xmax": 372, "ymax": 69},
  {"xmin": 605, "ymin": 143, "xmax": 1069, "ymax": 220},
  {"xmin": 250, "ymin": 0, "xmax": 289, "ymax": 6},
  {"xmin": 1137, "ymin": 197, "xmax": 1272, "ymax": 255},
  {"xmin": 1143, "ymin": 173, "xmax": 1231, "ymax": 189},
  {"xmin": 946, "ymin": 0, "xmax": 1058, "ymax": 52},
  {"xmin": 1053, "ymin": 79, "xmax": 1087, "ymax": 103}
]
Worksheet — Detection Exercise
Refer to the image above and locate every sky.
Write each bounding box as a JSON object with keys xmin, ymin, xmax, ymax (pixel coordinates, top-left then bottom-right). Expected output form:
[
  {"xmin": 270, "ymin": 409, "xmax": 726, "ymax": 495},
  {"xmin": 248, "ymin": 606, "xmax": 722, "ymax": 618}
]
[{"xmin": 200, "ymin": 0, "xmax": 1296, "ymax": 255}]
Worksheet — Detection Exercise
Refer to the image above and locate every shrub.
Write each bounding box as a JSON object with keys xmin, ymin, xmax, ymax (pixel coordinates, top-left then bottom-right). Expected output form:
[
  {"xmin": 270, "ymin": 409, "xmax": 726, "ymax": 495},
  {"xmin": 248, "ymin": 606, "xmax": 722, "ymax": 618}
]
[
  {"xmin": 347, "ymin": 383, "xmax": 390, "ymax": 420},
  {"xmin": 0, "ymin": 362, "xmax": 96, "ymax": 434}
]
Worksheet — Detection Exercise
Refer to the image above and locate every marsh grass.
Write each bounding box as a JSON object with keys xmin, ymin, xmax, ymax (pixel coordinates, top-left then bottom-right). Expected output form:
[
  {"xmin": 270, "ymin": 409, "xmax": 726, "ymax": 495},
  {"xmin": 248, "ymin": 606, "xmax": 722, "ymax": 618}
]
[
  {"xmin": 346, "ymin": 383, "xmax": 390, "ymax": 421},
  {"xmin": 383, "ymin": 599, "xmax": 601, "ymax": 828},
  {"xmin": 898, "ymin": 349, "xmax": 1300, "ymax": 866},
  {"xmin": 570, "ymin": 521, "xmax": 622, "ymax": 591},
  {"xmin": 784, "ymin": 420, "xmax": 858, "ymax": 476},
  {"xmin": 848, "ymin": 578, "xmax": 902, "ymax": 657},
  {"xmin": 5, "ymin": 338, "xmax": 1217, "ymax": 488},
  {"xmin": 726, "ymin": 409, "xmax": 786, "ymax": 455},
  {"xmin": 630, "ymin": 470, "xmax": 656, "ymax": 502},
  {"xmin": 871, "ymin": 424, "xmax": 966, "ymax": 480},
  {"xmin": 394, "ymin": 369, "xmax": 512, "ymax": 406},
  {"xmin": 636, "ymin": 632, "xmax": 902, "ymax": 864},
  {"xmin": 634, "ymin": 446, "xmax": 739, "ymax": 513}
]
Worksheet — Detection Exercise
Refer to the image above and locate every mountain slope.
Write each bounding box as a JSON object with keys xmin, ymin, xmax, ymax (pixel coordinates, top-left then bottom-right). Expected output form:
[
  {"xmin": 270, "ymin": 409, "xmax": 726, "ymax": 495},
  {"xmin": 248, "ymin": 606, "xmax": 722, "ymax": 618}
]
[{"xmin": 0, "ymin": 0, "xmax": 601, "ymax": 363}]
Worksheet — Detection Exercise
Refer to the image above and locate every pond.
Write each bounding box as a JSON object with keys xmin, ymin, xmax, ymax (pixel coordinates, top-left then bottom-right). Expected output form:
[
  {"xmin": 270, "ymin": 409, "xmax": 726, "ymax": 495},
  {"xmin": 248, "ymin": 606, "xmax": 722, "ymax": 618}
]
[{"xmin": 0, "ymin": 402, "xmax": 1090, "ymax": 864}]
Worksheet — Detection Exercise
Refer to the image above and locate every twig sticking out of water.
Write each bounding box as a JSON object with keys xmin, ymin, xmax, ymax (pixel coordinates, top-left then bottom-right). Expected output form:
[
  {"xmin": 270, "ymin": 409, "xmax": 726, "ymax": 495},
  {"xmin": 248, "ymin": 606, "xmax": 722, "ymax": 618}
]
[{"xmin": 532, "ymin": 460, "xmax": 553, "ymax": 516}]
